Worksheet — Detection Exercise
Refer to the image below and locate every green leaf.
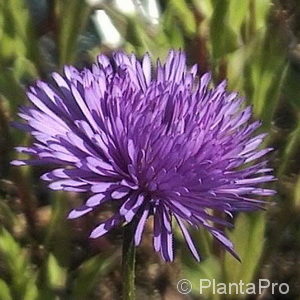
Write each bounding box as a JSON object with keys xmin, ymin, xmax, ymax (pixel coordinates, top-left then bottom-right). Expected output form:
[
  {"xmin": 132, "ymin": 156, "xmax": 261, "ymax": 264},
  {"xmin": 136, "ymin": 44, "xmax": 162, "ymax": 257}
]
[
  {"xmin": 282, "ymin": 62, "xmax": 300, "ymax": 110},
  {"xmin": 246, "ymin": 35, "xmax": 286, "ymax": 123},
  {"xmin": 193, "ymin": 0, "xmax": 213, "ymax": 19},
  {"xmin": 124, "ymin": 17, "xmax": 152, "ymax": 55},
  {"xmin": 23, "ymin": 277, "xmax": 38, "ymax": 300},
  {"xmin": 294, "ymin": 175, "xmax": 300, "ymax": 210},
  {"xmin": 278, "ymin": 117, "xmax": 300, "ymax": 176},
  {"xmin": 0, "ymin": 279, "xmax": 13, "ymax": 300},
  {"xmin": 161, "ymin": 9, "xmax": 185, "ymax": 49},
  {"xmin": 183, "ymin": 256, "xmax": 221, "ymax": 299},
  {"xmin": 0, "ymin": 0, "xmax": 39, "ymax": 67},
  {"xmin": 37, "ymin": 253, "xmax": 66, "ymax": 300},
  {"xmin": 253, "ymin": 0, "xmax": 271, "ymax": 31},
  {"xmin": 57, "ymin": 0, "xmax": 90, "ymax": 66},
  {"xmin": 0, "ymin": 227, "xmax": 38, "ymax": 300},
  {"xmin": 71, "ymin": 251, "xmax": 119, "ymax": 300},
  {"xmin": 224, "ymin": 213, "xmax": 266, "ymax": 289},
  {"xmin": 0, "ymin": 227, "xmax": 24, "ymax": 270},
  {"xmin": 47, "ymin": 254, "xmax": 66, "ymax": 289},
  {"xmin": 44, "ymin": 192, "xmax": 72, "ymax": 266},
  {"xmin": 227, "ymin": 0, "xmax": 249, "ymax": 36},
  {"xmin": 0, "ymin": 201, "xmax": 16, "ymax": 230},
  {"xmin": 13, "ymin": 56, "xmax": 39, "ymax": 81},
  {"xmin": 0, "ymin": 70, "xmax": 26, "ymax": 113},
  {"xmin": 209, "ymin": 0, "xmax": 239, "ymax": 59},
  {"xmin": 168, "ymin": 0, "xmax": 197, "ymax": 35}
]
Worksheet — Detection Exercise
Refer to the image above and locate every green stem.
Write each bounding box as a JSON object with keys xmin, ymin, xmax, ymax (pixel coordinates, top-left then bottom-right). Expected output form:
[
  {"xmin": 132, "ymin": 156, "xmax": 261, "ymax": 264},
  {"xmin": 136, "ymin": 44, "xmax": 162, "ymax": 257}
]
[
  {"xmin": 278, "ymin": 115, "xmax": 300, "ymax": 177},
  {"xmin": 122, "ymin": 223, "xmax": 136, "ymax": 300}
]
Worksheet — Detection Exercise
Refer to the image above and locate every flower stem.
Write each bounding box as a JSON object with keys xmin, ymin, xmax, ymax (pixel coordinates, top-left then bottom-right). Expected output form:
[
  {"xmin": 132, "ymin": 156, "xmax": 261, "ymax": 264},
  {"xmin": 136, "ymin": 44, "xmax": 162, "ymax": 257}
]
[{"xmin": 122, "ymin": 223, "xmax": 136, "ymax": 300}]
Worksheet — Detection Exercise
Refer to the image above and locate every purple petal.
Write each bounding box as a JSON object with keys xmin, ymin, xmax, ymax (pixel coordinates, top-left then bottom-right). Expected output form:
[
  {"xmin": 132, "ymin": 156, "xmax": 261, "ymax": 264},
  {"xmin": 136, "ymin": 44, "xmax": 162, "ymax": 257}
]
[
  {"xmin": 176, "ymin": 216, "xmax": 200, "ymax": 261},
  {"xmin": 91, "ymin": 182, "xmax": 114, "ymax": 193},
  {"xmin": 68, "ymin": 206, "xmax": 93, "ymax": 219},
  {"xmin": 134, "ymin": 205, "xmax": 150, "ymax": 246},
  {"xmin": 85, "ymin": 193, "xmax": 107, "ymax": 207},
  {"xmin": 90, "ymin": 213, "xmax": 123, "ymax": 238}
]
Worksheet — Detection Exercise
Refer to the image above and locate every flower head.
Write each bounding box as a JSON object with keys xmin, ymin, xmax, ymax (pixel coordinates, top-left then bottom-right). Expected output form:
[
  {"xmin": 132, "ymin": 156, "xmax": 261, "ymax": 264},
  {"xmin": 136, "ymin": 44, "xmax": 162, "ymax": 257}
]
[{"xmin": 13, "ymin": 51, "xmax": 275, "ymax": 261}]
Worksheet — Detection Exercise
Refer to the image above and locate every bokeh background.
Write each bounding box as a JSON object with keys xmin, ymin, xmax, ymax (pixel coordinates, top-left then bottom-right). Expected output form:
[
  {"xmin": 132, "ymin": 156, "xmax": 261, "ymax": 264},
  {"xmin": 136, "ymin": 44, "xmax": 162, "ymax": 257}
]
[{"xmin": 0, "ymin": 0, "xmax": 300, "ymax": 299}]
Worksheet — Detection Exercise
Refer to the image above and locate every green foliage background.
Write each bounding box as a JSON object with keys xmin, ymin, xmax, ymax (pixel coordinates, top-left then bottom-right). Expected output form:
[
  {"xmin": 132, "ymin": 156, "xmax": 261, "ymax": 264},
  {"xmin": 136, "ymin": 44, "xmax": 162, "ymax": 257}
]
[{"xmin": 0, "ymin": 0, "xmax": 299, "ymax": 299}]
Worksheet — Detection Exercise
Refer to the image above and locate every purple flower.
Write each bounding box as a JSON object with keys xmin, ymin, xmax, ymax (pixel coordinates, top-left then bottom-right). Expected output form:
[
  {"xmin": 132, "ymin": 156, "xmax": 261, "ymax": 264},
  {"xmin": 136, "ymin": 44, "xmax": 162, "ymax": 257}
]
[{"xmin": 12, "ymin": 51, "xmax": 275, "ymax": 261}]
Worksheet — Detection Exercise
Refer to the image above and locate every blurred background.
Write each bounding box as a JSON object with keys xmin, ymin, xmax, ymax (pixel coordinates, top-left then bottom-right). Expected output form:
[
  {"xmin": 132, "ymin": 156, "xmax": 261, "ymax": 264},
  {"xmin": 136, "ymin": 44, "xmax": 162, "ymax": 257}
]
[{"xmin": 0, "ymin": 0, "xmax": 300, "ymax": 299}]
